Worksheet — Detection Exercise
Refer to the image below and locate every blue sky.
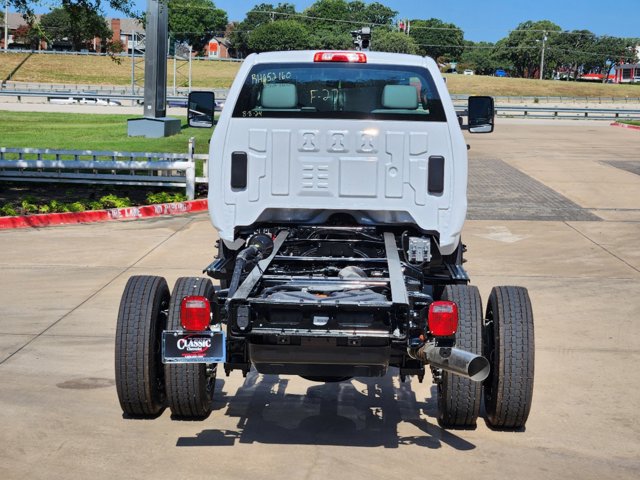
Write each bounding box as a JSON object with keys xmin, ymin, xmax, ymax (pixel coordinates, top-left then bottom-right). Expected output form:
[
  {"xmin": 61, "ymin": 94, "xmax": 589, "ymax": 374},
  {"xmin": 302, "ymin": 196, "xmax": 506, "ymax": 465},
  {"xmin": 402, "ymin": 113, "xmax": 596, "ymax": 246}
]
[{"xmin": 108, "ymin": 0, "xmax": 638, "ymax": 43}]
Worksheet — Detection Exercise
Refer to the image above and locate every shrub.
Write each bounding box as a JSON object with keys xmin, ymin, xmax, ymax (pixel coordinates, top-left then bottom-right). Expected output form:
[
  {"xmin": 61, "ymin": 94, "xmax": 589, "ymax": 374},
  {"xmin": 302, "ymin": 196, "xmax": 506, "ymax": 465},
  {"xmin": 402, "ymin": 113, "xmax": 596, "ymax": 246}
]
[
  {"xmin": 21, "ymin": 199, "xmax": 39, "ymax": 214},
  {"xmin": 48, "ymin": 200, "xmax": 69, "ymax": 213},
  {"xmin": 99, "ymin": 194, "xmax": 131, "ymax": 209},
  {"xmin": 146, "ymin": 191, "xmax": 187, "ymax": 204},
  {"xmin": 67, "ymin": 202, "xmax": 86, "ymax": 213},
  {"xmin": 1, "ymin": 204, "xmax": 18, "ymax": 216}
]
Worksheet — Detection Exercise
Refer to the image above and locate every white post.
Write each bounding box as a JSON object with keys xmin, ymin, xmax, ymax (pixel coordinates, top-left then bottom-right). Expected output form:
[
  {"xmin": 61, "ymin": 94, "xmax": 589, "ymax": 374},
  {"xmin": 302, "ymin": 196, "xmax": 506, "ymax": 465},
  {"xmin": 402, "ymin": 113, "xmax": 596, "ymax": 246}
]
[
  {"xmin": 186, "ymin": 136, "xmax": 196, "ymax": 199},
  {"xmin": 188, "ymin": 46, "xmax": 192, "ymax": 92}
]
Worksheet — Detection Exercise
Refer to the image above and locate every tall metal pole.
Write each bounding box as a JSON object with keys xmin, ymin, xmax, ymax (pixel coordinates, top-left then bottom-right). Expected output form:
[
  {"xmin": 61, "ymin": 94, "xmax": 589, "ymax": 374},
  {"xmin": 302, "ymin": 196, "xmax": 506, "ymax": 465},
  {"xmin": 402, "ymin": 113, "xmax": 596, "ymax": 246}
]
[
  {"xmin": 130, "ymin": 31, "xmax": 136, "ymax": 96},
  {"xmin": 143, "ymin": 0, "xmax": 169, "ymax": 118},
  {"xmin": 539, "ymin": 32, "xmax": 547, "ymax": 80},
  {"xmin": 4, "ymin": 1, "xmax": 9, "ymax": 53},
  {"xmin": 127, "ymin": 0, "xmax": 179, "ymax": 137}
]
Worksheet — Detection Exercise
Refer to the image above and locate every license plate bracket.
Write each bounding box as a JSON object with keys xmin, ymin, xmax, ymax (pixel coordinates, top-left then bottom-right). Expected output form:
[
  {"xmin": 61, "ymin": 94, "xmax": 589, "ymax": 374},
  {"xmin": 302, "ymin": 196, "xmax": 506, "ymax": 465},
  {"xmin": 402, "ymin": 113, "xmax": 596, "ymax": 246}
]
[{"xmin": 162, "ymin": 330, "xmax": 225, "ymax": 364}]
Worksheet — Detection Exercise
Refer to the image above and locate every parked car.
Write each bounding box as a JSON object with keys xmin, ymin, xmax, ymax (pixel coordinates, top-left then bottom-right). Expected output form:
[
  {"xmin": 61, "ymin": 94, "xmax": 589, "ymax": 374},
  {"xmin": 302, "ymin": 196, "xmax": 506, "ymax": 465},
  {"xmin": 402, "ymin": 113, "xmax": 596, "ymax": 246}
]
[
  {"xmin": 495, "ymin": 69, "xmax": 508, "ymax": 77},
  {"xmin": 463, "ymin": 69, "xmax": 474, "ymax": 75}
]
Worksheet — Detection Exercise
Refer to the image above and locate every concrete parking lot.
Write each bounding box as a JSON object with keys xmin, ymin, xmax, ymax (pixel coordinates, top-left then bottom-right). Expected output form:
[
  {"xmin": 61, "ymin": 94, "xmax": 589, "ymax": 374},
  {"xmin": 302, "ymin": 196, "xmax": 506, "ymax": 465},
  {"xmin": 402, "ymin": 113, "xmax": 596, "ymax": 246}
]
[{"xmin": 0, "ymin": 120, "xmax": 639, "ymax": 479}]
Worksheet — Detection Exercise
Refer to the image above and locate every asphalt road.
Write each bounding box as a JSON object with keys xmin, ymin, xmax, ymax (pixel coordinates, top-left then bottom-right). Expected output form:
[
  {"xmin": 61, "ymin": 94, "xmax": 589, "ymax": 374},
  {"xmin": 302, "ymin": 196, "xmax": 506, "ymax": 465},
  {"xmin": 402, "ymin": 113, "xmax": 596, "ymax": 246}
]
[{"xmin": 0, "ymin": 122, "xmax": 639, "ymax": 479}]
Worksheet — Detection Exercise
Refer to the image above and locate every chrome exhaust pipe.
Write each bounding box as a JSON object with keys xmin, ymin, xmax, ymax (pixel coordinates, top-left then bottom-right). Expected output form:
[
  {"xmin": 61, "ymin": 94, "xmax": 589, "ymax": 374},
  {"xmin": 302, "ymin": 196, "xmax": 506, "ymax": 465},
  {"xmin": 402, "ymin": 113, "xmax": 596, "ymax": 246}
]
[{"xmin": 410, "ymin": 344, "xmax": 490, "ymax": 382}]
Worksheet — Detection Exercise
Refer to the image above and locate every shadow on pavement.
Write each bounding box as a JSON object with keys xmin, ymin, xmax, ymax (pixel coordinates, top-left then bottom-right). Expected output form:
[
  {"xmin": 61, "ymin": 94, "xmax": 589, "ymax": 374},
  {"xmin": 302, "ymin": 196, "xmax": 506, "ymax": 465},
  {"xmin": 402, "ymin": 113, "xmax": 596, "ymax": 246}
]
[{"xmin": 176, "ymin": 370, "xmax": 476, "ymax": 450}]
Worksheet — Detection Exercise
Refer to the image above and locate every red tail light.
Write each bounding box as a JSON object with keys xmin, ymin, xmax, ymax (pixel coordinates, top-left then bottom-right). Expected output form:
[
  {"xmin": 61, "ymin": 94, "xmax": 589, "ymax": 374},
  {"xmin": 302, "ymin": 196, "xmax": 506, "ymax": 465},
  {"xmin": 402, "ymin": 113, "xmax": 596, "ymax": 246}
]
[
  {"xmin": 314, "ymin": 51, "xmax": 367, "ymax": 63},
  {"xmin": 180, "ymin": 296, "xmax": 211, "ymax": 331},
  {"xmin": 428, "ymin": 301, "xmax": 458, "ymax": 337}
]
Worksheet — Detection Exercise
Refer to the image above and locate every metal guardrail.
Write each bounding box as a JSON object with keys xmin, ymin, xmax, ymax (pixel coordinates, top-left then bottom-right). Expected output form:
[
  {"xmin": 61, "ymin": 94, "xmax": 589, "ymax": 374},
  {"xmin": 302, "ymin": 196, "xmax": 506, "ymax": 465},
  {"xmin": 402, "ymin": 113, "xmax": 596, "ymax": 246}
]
[
  {"xmin": 0, "ymin": 81, "xmax": 229, "ymax": 98},
  {"xmin": 0, "ymin": 48, "xmax": 243, "ymax": 61},
  {"xmin": 452, "ymin": 104, "xmax": 640, "ymax": 120},
  {"xmin": 0, "ymin": 144, "xmax": 210, "ymax": 199},
  {"xmin": 3, "ymin": 82, "xmax": 638, "ymax": 105},
  {"xmin": 0, "ymin": 90, "xmax": 192, "ymax": 105},
  {"xmin": 451, "ymin": 94, "xmax": 640, "ymax": 104},
  {"xmin": 0, "ymin": 89, "xmax": 636, "ymax": 119},
  {"xmin": 495, "ymin": 105, "xmax": 640, "ymax": 120}
]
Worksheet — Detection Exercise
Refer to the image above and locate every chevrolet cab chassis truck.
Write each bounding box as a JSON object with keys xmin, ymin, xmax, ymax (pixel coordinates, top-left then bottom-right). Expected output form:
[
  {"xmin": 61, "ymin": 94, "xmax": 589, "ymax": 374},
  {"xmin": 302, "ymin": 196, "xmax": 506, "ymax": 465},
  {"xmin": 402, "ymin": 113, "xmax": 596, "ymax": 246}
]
[{"xmin": 115, "ymin": 51, "xmax": 534, "ymax": 429}]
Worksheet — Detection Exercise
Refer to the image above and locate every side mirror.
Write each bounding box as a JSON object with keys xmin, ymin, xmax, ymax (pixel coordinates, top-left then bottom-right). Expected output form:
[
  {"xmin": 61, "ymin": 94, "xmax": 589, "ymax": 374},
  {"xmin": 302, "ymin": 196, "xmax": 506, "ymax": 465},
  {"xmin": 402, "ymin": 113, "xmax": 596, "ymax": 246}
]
[
  {"xmin": 188, "ymin": 91, "xmax": 215, "ymax": 128},
  {"xmin": 467, "ymin": 96, "xmax": 494, "ymax": 133}
]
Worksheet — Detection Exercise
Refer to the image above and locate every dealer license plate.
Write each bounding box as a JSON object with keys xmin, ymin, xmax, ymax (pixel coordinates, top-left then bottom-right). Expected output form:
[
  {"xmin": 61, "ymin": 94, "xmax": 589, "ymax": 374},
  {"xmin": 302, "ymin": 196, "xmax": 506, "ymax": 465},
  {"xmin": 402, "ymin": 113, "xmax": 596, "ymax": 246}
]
[{"xmin": 162, "ymin": 330, "xmax": 225, "ymax": 364}]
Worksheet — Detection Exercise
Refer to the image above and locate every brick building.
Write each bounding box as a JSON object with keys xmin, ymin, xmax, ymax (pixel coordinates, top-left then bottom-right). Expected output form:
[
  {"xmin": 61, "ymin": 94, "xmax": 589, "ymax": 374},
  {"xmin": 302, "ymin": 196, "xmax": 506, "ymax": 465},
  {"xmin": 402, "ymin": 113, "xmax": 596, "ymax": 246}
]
[{"xmin": 205, "ymin": 37, "xmax": 231, "ymax": 59}]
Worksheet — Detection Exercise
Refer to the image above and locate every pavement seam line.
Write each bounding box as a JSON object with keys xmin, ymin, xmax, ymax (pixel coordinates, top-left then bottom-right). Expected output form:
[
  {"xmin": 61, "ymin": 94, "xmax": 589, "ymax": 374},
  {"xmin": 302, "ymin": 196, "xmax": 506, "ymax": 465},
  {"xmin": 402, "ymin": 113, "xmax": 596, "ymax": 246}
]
[
  {"xmin": 563, "ymin": 221, "xmax": 640, "ymax": 275},
  {"xmin": 0, "ymin": 217, "xmax": 196, "ymax": 367}
]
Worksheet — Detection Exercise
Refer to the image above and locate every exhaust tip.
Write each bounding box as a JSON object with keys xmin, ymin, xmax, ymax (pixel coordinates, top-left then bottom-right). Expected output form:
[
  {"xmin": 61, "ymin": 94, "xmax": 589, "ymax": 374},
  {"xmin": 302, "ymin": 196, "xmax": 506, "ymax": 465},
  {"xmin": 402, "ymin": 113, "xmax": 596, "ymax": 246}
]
[{"xmin": 468, "ymin": 356, "xmax": 490, "ymax": 382}]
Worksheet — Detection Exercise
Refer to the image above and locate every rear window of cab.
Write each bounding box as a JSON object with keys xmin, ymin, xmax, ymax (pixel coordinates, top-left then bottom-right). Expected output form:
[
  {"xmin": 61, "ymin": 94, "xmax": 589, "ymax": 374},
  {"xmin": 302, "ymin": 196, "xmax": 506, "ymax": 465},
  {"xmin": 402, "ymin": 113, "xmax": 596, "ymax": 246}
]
[{"xmin": 232, "ymin": 63, "xmax": 446, "ymax": 122}]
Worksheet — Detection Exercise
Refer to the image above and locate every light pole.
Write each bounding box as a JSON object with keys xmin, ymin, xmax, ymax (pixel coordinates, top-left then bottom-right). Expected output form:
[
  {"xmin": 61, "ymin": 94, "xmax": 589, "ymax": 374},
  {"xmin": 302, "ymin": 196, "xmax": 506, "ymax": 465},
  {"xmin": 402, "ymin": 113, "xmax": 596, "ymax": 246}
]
[
  {"xmin": 539, "ymin": 32, "xmax": 548, "ymax": 80},
  {"xmin": 4, "ymin": 0, "xmax": 9, "ymax": 53}
]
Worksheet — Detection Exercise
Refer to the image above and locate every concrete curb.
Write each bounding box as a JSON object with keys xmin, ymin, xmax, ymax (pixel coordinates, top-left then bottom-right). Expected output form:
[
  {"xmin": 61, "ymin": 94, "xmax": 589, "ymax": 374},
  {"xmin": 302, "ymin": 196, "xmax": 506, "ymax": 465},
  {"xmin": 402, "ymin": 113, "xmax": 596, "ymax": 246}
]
[
  {"xmin": 610, "ymin": 121, "xmax": 640, "ymax": 131},
  {"xmin": 0, "ymin": 199, "xmax": 208, "ymax": 230}
]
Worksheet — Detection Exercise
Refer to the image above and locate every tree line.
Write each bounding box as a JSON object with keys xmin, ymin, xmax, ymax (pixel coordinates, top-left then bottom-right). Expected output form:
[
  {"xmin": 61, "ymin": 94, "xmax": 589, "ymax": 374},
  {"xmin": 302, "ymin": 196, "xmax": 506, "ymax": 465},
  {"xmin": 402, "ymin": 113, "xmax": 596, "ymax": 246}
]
[{"xmin": 6, "ymin": 0, "xmax": 639, "ymax": 79}]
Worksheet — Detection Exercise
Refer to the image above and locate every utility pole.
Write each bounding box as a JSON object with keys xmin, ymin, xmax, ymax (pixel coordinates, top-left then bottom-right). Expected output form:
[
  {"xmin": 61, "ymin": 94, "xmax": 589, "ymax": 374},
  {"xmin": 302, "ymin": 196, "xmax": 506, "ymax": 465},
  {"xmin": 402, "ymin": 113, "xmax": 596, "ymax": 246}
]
[
  {"xmin": 4, "ymin": 0, "xmax": 9, "ymax": 53},
  {"xmin": 539, "ymin": 32, "xmax": 548, "ymax": 80}
]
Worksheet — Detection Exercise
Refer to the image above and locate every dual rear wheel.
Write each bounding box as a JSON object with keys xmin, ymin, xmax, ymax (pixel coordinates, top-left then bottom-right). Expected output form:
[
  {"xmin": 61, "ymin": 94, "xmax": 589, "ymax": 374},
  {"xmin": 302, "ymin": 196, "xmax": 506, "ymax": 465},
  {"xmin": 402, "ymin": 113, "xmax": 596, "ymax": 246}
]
[
  {"xmin": 114, "ymin": 276, "xmax": 533, "ymax": 428},
  {"xmin": 437, "ymin": 285, "xmax": 535, "ymax": 429},
  {"xmin": 115, "ymin": 275, "xmax": 216, "ymax": 420}
]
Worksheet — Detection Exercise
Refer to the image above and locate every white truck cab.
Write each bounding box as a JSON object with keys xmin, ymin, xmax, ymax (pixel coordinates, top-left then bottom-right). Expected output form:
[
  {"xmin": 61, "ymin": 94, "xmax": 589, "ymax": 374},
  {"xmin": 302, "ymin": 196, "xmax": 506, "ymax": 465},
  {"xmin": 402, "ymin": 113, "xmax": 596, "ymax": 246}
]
[{"xmin": 207, "ymin": 50, "xmax": 492, "ymax": 255}]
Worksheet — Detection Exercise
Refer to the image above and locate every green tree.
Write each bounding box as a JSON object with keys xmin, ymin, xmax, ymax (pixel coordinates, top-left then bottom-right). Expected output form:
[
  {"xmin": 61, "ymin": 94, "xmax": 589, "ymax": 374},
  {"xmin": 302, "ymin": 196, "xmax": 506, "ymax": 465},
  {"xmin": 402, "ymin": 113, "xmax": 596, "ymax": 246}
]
[
  {"xmin": 40, "ymin": 5, "xmax": 111, "ymax": 51},
  {"xmin": 460, "ymin": 41, "xmax": 502, "ymax": 75},
  {"xmin": 408, "ymin": 18, "xmax": 464, "ymax": 62},
  {"xmin": 303, "ymin": 0, "xmax": 396, "ymax": 35},
  {"xmin": 352, "ymin": 1, "xmax": 396, "ymax": 25},
  {"xmin": 304, "ymin": 0, "xmax": 351, "ymax": 32},
  {"xmin": 371, "ymin": 29, "xmax": 417, "ymax": 54},
  {"xmin": 247, "ymin": 19, "xmax": 313, "ymax": 52},
  {"xmin": 595, "ymin": 36, "xmax": 637, "ymax": 82},
  {"xmin": 548, "ymin": 30, "xmax": 597, "ymax": 80},
  {"xmin": 168, "ymin": 0, "xmax": 227, "ymax": 53},
  {"xmin": 303, "ymin": 1, "xmax": 397, "ymax": 51},
  {"xmin": 12, "ymin": 24, "xmax": 42, "ymax": 49},
  {"xmin": 229, "ymin": 3, "xmax": 296, "ymax": 57},
  {"xmin": 10, "ymin": 0, "xmax": 138, "ymax": 19},
  {"xmin": 310, "ymin": 30, "xmax": 352, "ymax": 49},
  {"xmin": 498, "ymin": 20, "xmax": 562, "ymax": 78}
]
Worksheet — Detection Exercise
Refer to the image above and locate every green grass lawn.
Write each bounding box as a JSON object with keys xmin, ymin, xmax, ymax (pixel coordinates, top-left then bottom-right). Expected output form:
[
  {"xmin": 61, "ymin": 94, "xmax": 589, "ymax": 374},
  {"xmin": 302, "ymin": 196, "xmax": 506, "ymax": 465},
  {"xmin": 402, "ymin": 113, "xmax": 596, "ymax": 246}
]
[
  {"xmin": 0, "ymin": 111, "xmax": 216, "ymax": 212},
  {"xmin": 0, "ymin": 111, "xmax": 213, "ymax": 153}
]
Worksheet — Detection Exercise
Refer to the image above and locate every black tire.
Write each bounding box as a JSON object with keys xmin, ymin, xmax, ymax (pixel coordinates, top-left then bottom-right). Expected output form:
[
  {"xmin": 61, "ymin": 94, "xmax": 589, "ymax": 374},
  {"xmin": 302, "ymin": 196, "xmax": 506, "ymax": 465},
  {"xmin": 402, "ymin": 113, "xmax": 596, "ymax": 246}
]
[
  {"xmin": 483, "ymin": 286, "xmax": 535, "ymax": 429},
  {"xmin": 436, "ymin": 284, "xmax": 483, "ymax": 428},
  {"xmin": 165, "ymin": 277, "xmax": 217, "ymax": 419},
  {"xmin": 115, "ymin": 275, "xmax": 169, "ymax": 417}
]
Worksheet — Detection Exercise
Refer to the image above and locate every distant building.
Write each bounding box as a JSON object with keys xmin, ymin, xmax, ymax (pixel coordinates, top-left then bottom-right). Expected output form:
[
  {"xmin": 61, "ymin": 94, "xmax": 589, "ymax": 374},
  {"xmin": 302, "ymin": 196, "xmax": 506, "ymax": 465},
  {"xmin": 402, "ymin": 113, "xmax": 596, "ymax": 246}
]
[
  {"xmin": 614, "ymin": 63, "xmax": 640, "ymax": 83},
  {"xmin": 108, "ymin": 18, "xmax": 144, "ymax": 53},
  {"xmin": 3, "ymin": 13, "xmax": 232, "ymax": 57},
  {"xmin": 205, "ymin": 37, "xmax": 231, "ymax": 59},
  {"xmin": 1, "ymin": 12, "xmax": 46, "ymax": 50}
]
